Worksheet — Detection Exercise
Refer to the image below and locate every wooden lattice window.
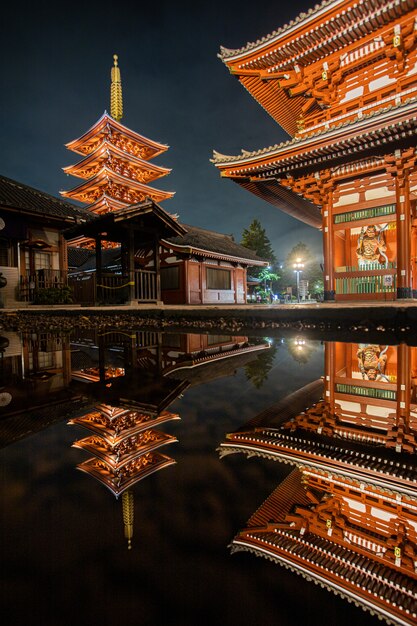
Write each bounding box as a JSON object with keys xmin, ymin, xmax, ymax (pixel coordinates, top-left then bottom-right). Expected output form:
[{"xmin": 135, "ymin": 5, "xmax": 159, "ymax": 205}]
[{"xmin": 206, "ymin": 267, "xmax": 231, "ymax": 290}]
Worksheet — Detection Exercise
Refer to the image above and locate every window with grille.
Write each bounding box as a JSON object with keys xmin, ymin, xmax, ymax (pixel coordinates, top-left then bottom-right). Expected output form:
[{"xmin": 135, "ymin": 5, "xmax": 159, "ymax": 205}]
[
  {"xmin": 161, "ymin": 266, "xmax": 180, "ymax": 290},
  {"xmin": 206, "ymin": 267, "xmax": 231, "ymax": 290},
  {"xmin": 0, "ymin": 239, "xmax": 8, "ymax": 266}
]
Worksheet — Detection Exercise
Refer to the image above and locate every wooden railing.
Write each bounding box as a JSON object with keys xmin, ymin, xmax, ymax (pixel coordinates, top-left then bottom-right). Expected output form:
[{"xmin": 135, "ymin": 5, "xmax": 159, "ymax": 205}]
[
  {"xmin": 134, "ymin": 269, "xmax": 157, "ymax": 301},
  {"xmin": 20, "ymin": 269, "xmax": 68, "ymax": 302},
  {"xmin": 335, "ymin": 272, "xmax": 396, "ymax": 297},
  {"xmin": 68, "ymin": 269, "xmax": 158, "ymax": 304}
]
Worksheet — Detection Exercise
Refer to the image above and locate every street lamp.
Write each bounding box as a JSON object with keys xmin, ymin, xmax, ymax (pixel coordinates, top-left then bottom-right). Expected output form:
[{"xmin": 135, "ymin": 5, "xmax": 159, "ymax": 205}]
[{"xmin": 293, "ymin": 258, "xmax": 304, "ymax": 303}]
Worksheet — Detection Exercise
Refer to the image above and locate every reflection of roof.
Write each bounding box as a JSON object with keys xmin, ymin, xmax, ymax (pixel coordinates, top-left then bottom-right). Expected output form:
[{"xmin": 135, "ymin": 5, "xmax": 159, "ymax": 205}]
[
  {"xmin": 77, "ymin": 452, "xmax": 176, "ymax": 497},
  {"xmin": 231, "ymin": 470, "xmax": 417, "ymax": 626},
  {"xmin": 164, "ymin": 342, "xmax": 270, "ymax": 386},
  {"xmin": 220, "ymin": 426, "xmax": 417, "ymax": 497},
  {"xmin": 0, "ymin": 174, "xmax": 90, "ymax": 222},
  {"xmin": 164, "ymin": 224, "xmax": 268, "ymax": 265},
  {"xmin": 71, "ymin": 370, "xmax": 189, "ymax": 415},
  {"xmin": 0, "ymin": 395, "xmax": 91, "ymax": 449}
]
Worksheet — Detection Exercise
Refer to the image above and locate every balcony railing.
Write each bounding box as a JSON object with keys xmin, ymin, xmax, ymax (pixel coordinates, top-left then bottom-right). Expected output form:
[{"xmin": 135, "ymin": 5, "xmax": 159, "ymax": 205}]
[
  {"xmin": 20, "ymin": 269, "xmax": 68, "ymax": 302},
  {"xmin": 68, "ymin": 269, "xmax": 157, "ymax": 304}
]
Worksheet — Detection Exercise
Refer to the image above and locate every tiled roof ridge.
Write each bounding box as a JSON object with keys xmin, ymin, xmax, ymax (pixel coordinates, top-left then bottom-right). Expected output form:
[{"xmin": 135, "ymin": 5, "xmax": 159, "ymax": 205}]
[
  {"xmin": 0, "ymin": 173, "xmax": 88, "ymax": 215},
  {"xmin": 180, "ymin": 223, "xmax": 235, "ymax": 240},
  {"xmin": 211, "ymin": 95, "xmax": 417, "ymax": 165},
  {"xmin": 219, "ymin": 0, "xmax": 338, "ymax": 60},
  {"xmin": 217, "ymin": 0, "xmax": 344, "ymax": 60}
]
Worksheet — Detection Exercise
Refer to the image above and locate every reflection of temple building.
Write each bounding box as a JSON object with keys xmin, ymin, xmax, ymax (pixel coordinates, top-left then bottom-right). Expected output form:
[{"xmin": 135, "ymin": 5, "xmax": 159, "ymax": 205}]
[
  {"xmin": 0, "ymin": 331, "xmax": 86, "ymax": 448},
  {"xmin": 70, "ymin": 330, "xmax": 270, "ymax": 391},
  {"xmin": 69, "ymin": 330, "xmax": 270, "ymax": 548},
  {"xmin": 220, "ymin": 341, "xmax": 417, "ymax": 625}
]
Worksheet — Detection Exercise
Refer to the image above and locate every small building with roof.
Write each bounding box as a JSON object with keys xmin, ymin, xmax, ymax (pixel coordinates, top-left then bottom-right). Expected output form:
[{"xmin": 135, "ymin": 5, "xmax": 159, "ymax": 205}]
[
  {"xmin": 65, "ymin": 200, "xmax": 268, "ymax": 305},
  {"xmin": 0, "ymin": 174, "xmax": 90, "ymax": 307}
]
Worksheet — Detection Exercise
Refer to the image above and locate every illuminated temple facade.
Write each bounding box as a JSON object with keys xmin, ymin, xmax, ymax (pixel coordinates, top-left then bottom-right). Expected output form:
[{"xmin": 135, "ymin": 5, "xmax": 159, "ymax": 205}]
[
  {"xmin": 219, "ymin": 340, "xmax": 417, "ymax": 624},
  {"xmin": 61, "ymin": 55, "xmax": 174, "ymax": 217},
  {"xmin": 213, "ymin": 0, "xmax": 417, "ymax": 301}
]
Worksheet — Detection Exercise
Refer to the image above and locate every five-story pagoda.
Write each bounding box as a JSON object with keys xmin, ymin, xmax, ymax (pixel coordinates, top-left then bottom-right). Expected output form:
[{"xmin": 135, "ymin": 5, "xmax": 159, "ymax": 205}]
[{"xmin": 61, "ymin": 55, "xmax": 174, "ymax": 217}]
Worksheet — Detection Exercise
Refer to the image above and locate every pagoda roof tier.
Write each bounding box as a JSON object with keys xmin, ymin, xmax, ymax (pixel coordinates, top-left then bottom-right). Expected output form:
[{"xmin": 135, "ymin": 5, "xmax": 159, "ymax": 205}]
[
  {"xmin": 65, "ymin": 112, "xmax": 169, "ymax": 159},
  {"xmin": 76, "ymin": 451, "xmax": 176, "ymax": 497},
  {"xmin": 219, "ymin": 427, "xmax": 417, "ymax": 499},
  {"xmin": 219, "ymin": 0, "xmax": 416, "ymax": 136},
  {"xmin": 84, "ymin": 194, "xmax": 128, "ymax": 214},
  {"xmin": 213, "ymin": 97, "xmax": 417, "ymax": 227},
  {"xmin": 68, "ymin": 408, "xmax": 180, "ymax": 446},
  {"xmin": 72, "ymin": 431, "xmax": 178, "ymax": 470},
  {"xmin": 231, "ymin": 473, "xmax": 417, "ymax": 625},
  {"xmin": 63, "ymin": 141, "xmax": 171, "ymax": 183},
  {"xmin": 60, "ymin": 167, "xmax": 175, "ymax": 206}
]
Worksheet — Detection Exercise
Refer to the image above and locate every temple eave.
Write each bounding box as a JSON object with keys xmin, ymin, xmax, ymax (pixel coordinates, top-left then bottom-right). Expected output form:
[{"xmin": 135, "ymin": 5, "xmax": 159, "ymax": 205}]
[
  {"xmin": 231, "ymin": 178, "xmax": 322, "ymax": 228},
  {"xmin": 65, "ymin": 112, "xmax": 169, "ymax": 157}
]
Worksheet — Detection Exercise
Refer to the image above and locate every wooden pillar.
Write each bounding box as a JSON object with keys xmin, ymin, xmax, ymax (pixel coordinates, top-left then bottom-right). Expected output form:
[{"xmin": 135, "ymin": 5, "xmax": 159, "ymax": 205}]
[
  {"xmin": 385, "ymin": 148, "xmax": 416, "ymax": 299},
  {"xmin": 154, "ymin": 235, "xmax": 161, "ymax": 303},
  {"xmin": 127, "ymin": 229, "xmax": 135, "ymax": 303},
  {"xmin": 411, "ymin": 224, "xmax": 417, "ymax": 298},
  {"xmin": 95, "ymin": 237, "xmax": 102, "ymax": 304},
  {"xmin": 397, "ymin": 344, "xmax": 410, "ymax": 422},
  {"xmin": 324, "ymin": 341, "xmax": 335, "ymax": 409},
  {"xmin": 98, "ymin": 333, "xmax": 105, "ymax": 383},
  {"xmin": 323, "ymin": 188, "xmax": 335, "ymax": 301},
  {"xmin": 395, "ymin": 174, "xmax": 412, "ymax": 299}
]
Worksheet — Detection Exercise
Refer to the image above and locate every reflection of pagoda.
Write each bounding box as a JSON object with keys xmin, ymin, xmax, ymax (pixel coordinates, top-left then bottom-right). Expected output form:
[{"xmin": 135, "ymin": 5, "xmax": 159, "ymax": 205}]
[
  {"xmin": 61, "ymin": 55, "xmax": 174, "ymax": 248},
  {"xmin": 69, "ymin": 403, "xmax": 179, "ymax": 497},
  {"xmin": 220, "ymin": 340, "xmax": 417, "ymax": 625},
  {"xmin": 69, "ymin": 402, "xmax": 180, "ymax": 549}
]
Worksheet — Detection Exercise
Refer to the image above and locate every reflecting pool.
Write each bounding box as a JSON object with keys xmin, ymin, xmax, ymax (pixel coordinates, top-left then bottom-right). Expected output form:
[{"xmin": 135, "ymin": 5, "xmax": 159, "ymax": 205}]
[{"xmin": 0, "ymin": 330, "xmax": 415, "ymax": 626}]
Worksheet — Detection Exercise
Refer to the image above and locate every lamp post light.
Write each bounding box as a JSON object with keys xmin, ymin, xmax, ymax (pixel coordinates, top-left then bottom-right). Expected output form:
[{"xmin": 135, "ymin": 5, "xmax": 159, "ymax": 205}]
[{"xmin": 293, "ymin": 259, "xmax": 304, "ymax": 303}]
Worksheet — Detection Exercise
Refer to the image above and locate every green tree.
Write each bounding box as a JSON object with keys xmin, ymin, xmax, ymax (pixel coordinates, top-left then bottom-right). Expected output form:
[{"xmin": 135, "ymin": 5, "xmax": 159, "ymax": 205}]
[
  {"xmin": 241, "ymin": 219, "xmax": 277, "ymax": 277},
  {"xmin": 283, "ymin": 242, "xmax": 323, "ymax": 300},
  {"xmin": 244, "ymin": 342, "xmax": 277, "ymax": 389}
]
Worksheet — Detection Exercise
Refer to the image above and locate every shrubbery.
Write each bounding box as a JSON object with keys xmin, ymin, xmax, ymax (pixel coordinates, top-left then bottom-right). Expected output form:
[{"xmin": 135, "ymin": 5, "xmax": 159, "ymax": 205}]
[{"xmin": 32, "ymin": 286, "xmax": 73, "ymax": 305}]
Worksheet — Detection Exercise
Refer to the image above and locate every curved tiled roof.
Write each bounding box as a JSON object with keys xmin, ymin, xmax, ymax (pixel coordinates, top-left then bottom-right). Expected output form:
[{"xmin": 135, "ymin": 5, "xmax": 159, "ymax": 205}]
[
  {"xmin": 212, "ymin": 96, "xmax": 417, "ymax": 166},
  {"xmin": 164, "ymin": 224, "xmax": 268, "ymax": 264},
  {"xmin": 219, "ymin": 0, "xmax": 336, "ymax": 60},
  {"xmin": 0, "ymin": 174, "xmax": 90, "ymax": 222}
]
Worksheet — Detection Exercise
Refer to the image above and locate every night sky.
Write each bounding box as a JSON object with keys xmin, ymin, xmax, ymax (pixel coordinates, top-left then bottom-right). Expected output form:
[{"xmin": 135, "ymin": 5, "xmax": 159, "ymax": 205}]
[{"xmin": 0, "ymin": 0, "xmax": 322, "ymax": 261}]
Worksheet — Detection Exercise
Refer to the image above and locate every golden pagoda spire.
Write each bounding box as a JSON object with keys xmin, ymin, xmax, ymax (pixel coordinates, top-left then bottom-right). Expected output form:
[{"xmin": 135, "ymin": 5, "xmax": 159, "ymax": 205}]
[
  {"xmin": 122, "ymin": 489, "xmax": 134, "ymax": 549},
  {"xmin": 110, "ymin": 54, "xmax": 123, "ymax": 122}
]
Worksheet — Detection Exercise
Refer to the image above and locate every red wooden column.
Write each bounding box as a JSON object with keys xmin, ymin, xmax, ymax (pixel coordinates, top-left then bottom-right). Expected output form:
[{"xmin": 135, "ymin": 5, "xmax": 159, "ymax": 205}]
[
  {"xmin": 324, "ymin": 341, "xmax": 335, "ymax": 409},
  {"xmin": 323, "ymin": 188, "xmax": 335, "ymax": 301},
  {"xmin": 385, "ymin": 149, "xmax": 416, "ymax": 299},
  {"xmin": 412, "ymin": 224, "xmax": 417, "ymax": 298}
]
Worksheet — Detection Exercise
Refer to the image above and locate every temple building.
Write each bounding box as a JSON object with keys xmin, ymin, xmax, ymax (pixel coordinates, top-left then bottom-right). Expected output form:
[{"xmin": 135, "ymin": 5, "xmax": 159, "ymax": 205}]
[
  {"xmin": 61, "ymin": 55, "xmax": 174, "ymax": 221},
  {"xmin": 0, "ymin": 174, "xmax": 89, "ymax": 306},
  {"xmin": 219, "ymin": 339, "xmax": 417, "ymax": 624},
  {"xmin": 65, "ymin": 200, "xmax": 267, "ymax": 305},
  {"xmin": 213, "ymin": 0, "xmax": 417, "ymax": 301}
]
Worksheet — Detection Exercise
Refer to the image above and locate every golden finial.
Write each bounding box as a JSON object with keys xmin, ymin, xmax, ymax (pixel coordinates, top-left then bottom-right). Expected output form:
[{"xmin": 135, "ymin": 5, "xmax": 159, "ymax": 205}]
[
  {"xmin": 111, "ymin": 54, "xmax": 123, "ymax": 122},
  {"xmin": 122, "ymin": 489, "xmax": 134, "ymax": 549}
]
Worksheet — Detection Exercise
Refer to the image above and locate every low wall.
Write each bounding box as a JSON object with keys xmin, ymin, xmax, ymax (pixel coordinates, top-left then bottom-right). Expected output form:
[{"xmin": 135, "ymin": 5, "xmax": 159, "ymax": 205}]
[{"xmin": 1, "ymin": 303, "xmax": 417, "ymax": 345}]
